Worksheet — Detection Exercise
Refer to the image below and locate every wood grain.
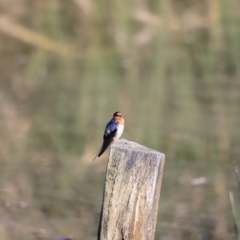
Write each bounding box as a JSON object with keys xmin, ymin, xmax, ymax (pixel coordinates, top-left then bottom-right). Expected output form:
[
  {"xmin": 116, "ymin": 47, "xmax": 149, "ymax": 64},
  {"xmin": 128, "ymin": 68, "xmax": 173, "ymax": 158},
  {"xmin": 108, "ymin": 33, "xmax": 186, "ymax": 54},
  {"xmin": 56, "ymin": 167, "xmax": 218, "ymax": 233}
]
[{"xmin": 98, "ymin": 139, "xmax": 165, "ymax": 240}]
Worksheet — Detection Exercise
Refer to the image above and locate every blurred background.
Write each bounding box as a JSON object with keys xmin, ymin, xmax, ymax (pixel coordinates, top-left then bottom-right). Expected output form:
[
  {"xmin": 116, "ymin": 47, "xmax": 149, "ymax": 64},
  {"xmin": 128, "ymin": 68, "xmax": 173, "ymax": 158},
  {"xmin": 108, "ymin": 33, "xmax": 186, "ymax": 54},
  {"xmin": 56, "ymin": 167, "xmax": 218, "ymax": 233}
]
[{"xmin": 0, "ymin": 0, "xmax": 240, "ymax": 239}]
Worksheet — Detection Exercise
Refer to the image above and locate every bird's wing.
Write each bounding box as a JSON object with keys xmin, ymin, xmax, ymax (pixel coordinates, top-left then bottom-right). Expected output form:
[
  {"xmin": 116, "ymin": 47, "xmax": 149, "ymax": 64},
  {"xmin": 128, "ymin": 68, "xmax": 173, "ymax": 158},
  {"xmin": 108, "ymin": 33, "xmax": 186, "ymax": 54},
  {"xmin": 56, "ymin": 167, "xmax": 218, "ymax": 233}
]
[
  {"xmin": 92, "ymin": 119, "xmax": 119, "ymax": 161},
  {"xmin": 97, "ymin": 129, "xmax": 117, "ymax": 158},
  {"xmin": 104, "ymin": 119, "xmax": 119, "ymax": 136}
]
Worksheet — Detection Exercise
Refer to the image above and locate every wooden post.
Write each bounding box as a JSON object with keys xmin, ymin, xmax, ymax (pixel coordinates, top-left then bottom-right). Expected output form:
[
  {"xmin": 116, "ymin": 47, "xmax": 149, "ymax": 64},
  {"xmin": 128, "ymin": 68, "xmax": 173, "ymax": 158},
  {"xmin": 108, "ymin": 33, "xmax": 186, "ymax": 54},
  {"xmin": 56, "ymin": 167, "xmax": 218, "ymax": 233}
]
[{"xmin": 98, "ymin": 139, "xmax": 165, "ymax": 240}]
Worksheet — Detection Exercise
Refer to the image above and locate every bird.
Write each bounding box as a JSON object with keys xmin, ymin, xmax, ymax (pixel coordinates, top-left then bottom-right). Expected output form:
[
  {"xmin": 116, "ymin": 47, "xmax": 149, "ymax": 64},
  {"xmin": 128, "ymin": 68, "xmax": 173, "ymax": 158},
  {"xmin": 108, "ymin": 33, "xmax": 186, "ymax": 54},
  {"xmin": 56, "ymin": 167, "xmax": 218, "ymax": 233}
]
[{"xmin": 93, "ymin": 111, "xmax": 124, "ymax": 161}]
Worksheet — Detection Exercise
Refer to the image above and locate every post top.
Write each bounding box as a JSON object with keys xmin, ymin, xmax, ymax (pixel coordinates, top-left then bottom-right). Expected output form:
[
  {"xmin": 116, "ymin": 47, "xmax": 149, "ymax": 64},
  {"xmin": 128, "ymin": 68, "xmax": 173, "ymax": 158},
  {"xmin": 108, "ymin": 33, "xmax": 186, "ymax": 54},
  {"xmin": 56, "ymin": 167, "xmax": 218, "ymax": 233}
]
[{"xmin": 111, "ymin": 139, "xmax": 164, "ymax": 156}]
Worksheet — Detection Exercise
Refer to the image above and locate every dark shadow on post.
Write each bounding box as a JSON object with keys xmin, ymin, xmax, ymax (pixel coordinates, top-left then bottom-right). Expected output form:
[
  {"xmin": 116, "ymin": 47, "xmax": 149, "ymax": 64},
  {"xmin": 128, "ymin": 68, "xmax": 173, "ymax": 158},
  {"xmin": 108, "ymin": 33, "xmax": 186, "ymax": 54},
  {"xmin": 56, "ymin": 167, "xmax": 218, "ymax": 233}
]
[{"xmin": 97, "ymin": 139, "xmax": 165, "ymax": 240}]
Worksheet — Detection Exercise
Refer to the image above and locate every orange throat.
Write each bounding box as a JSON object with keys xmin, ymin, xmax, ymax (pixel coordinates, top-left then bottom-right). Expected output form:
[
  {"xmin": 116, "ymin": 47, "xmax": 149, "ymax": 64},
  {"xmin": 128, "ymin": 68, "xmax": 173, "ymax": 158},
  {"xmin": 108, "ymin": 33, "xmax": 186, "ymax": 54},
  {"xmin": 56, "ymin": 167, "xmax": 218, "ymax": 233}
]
[{"xmin": 115, "ymin": 117, "xmax": 125, "ymax": 124}]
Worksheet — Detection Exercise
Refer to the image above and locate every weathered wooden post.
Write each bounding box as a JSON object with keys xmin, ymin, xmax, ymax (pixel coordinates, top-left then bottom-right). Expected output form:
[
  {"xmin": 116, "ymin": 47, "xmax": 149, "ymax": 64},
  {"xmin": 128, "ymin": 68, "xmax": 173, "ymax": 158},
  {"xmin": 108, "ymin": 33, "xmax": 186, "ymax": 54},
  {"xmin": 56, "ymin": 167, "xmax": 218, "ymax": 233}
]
[{"xmin": 98, "ymin": 139, "xmax": 165, "ymax": 240}]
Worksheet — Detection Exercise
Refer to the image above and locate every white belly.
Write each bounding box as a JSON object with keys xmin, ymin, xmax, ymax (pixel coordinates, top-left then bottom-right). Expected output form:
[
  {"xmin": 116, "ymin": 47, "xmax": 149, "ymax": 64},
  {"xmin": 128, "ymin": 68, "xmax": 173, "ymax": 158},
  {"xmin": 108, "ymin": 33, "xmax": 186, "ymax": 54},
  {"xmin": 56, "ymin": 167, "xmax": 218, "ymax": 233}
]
[{"xmin": 114, "ymin": 124, "xmax": 124, "ymax": 140}]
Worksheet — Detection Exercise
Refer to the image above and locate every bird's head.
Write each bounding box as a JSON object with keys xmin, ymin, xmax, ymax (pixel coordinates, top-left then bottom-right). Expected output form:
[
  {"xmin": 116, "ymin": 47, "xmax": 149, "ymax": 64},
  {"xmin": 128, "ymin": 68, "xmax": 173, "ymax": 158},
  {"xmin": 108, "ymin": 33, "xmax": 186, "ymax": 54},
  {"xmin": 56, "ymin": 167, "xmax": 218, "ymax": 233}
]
[{"xmin": 113, "ymin": 111, "xmax": 124, "ymax": 124}]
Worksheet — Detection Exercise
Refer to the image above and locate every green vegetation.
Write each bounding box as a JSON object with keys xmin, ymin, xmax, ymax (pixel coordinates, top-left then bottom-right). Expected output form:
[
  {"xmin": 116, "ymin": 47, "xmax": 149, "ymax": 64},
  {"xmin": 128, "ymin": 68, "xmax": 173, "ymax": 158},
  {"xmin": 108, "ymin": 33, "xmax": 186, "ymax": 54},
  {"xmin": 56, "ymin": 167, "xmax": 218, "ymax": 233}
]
[{"xmin": 0, "ymin": 0, "xmax": 240, "ymax": 239}]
